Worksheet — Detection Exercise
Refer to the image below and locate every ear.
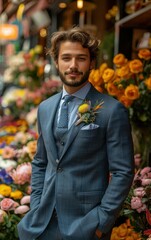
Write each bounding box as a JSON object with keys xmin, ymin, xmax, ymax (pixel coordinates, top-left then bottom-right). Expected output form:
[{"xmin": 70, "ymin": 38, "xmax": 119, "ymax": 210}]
[{"xmin": 55, "ymin": 61, "xmax": 58, "ymax": 69}]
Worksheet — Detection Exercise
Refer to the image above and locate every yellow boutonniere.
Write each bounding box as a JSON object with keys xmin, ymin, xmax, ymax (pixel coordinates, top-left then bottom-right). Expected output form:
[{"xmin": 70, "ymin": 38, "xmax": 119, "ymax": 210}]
[{"xmin": 75, "ymin": 100, "xmax": 104, "ymax": 126}]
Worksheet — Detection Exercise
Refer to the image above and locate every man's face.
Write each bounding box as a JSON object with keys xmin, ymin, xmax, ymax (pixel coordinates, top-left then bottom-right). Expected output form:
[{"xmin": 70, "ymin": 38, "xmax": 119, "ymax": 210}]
[{"xmin": 55, "ymin": 41, "xmax": 93, "ymax": 92}]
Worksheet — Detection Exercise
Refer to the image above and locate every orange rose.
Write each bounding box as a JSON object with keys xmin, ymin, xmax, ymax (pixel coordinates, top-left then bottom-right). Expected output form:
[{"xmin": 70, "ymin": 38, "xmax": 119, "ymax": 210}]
[
  {"xmin": 113, "ymin": 53, "xmax": 128, "ymax": 67},
  {"xmin": 129, "ymin": 59, "xmax": 143, "ymax": 73},
  {"xmin": 102, "ymin": 68, "xmax": 115, "ymax": 83},
  {"xmin": 116, "ymin": 64, "xmax": 131, "ymax": 79},
  {"xmin": 99, "ymin": 63, "xmax": 108, "ymax": 76},
  {"xmin": 145, "ymin": 77, "xmax": 151, "ymax": 90},
  {"xmin": 138, "ymin": 48, "xmax": 151, "ymax": 60},
  {"xmin": 125, "ymin": 84, "xmax": 140, "ymax": 100},
  {"xmin": 119, "ymin": 95, "xmax": 133, "ymax": 107},
  {"xmin": 106, "ymin": 82, "xmax": 119, "ymax": 96}
]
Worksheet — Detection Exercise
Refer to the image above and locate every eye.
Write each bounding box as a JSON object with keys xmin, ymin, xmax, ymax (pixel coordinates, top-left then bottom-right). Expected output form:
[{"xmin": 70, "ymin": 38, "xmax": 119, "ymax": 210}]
[
  {"xmin": 62, "ymin": 56, "xmax": 70, "ymax": 61},
  {"xmin": 78, "ymin": 57, "xmax": 86, "ymax": 61}
]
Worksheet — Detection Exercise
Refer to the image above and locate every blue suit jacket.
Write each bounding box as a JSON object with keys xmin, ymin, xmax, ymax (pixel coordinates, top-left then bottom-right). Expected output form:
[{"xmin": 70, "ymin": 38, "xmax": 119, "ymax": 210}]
[{"xmin": 18, "ymin": 85, "xmax": 134, "ymax": 240}]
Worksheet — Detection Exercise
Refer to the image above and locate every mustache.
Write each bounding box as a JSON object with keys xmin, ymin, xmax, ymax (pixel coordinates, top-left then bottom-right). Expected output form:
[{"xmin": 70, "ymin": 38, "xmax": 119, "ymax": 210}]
[{"xmin": 64, "ymin": 70, "xmax": 83, "ymax": 75}]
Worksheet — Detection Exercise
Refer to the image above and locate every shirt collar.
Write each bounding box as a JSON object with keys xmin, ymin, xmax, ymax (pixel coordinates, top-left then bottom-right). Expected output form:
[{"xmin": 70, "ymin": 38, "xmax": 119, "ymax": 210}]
[{"xmin": 62, "ymin": 82, "xmax": 91, "ymax": 100}]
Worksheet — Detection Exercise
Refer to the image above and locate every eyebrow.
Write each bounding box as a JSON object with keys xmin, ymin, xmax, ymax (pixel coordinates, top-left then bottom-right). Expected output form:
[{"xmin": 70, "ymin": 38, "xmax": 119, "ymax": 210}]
[{"xmin": 61, "ymin": 53, "xmax": 89, "ymax": 57}]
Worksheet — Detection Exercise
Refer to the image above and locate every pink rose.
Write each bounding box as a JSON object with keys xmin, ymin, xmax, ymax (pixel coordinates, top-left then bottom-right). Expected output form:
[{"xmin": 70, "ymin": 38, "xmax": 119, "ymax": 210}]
[
  {"xmin": 140, "ymin": 167, "xmax": 151, "ymax": 177},
  {"xmin": 142, "ymin": 179, "xmax": 151, "ymax": 186},
  {"xmin": 0, "ymin": 198, "xmax": 16, "ymax": 211},
  {"xmin": 20, "ymin": 195, "xmax": 30, "ymax": 205},
  {"xmin": 14, "ymin": 205, "xmax": 30, "ymax": 214},
  {"xmin": 134, "ymin": 187, "xmax": 146, "ymax": 197},
  {"xmin": 0, "ymin": 209, "xmax": 7, "ymax": 223},
  {"xmin": 137, "ymin": 203, "xmax": 147, "ymax": 213},
  {"xmin": 131, "ymin": 196, "xmax": 143, "ymax": 209}
]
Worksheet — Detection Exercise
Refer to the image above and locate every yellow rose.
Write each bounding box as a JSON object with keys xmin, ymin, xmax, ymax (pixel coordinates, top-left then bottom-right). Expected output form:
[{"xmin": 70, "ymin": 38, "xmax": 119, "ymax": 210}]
[
  {"xmin": 78, "ymin": 103, "xmax": 90, "ymax": 113},
  {"xmin": 125, "ymin": 84, "xmax": 140, "ymax": 100},
  {"xmin": 10, "ymin": 190, "xmax": 23, "ymax": 199},
  {"xmin": 138, "ymin": 48, "xmax": 151, "ymax": 60},
  {"xmin": 102, "ymin": 68, "xmax": 115, "ymax": 83},
  {"xmin": 145, "ymin": 77, "xmax": 151, "ymax": 90},
  {"xmin": 129, "ymin": 59, "xmax": 143, "ymax": 73},
  {"xmin": 113, "ymin": 53, "xmax": 128, "ymax": 67},
  {"xmin": 0, "ymin": 184, "xmax": 11, "ymax": 197}
]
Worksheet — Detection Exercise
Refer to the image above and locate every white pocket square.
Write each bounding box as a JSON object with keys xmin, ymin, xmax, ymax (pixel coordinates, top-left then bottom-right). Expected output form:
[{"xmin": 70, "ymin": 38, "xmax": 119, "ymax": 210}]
[{"xmin": 81, "ymin": 123, "xmax": 99, "ymax": 130}]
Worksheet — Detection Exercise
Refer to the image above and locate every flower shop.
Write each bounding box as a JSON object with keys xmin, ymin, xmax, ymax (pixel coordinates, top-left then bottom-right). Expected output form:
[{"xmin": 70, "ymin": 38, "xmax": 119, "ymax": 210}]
[{"xmin": 0, "ymin": 0, "xmax": 151, "ymax": 239}]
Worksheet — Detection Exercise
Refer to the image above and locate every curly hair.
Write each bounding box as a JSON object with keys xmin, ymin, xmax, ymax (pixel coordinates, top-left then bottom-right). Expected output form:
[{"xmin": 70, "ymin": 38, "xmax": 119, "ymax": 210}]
[{"xmin": 48, "ymin": 27, "xmax": 100, "ymax": 62}]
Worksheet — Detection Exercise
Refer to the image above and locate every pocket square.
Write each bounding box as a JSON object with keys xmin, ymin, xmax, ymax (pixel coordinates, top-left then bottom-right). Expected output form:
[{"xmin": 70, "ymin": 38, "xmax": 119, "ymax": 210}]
[{"xmin": 81, "ymin": 123, "xmax": 99, "ymax": 130}]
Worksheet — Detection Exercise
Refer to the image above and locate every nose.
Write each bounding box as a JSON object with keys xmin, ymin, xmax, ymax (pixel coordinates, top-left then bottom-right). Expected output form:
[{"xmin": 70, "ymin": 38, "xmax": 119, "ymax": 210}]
[{"xmin": 70, "ymin": 58, "xmax": 78, "ymax": 69}]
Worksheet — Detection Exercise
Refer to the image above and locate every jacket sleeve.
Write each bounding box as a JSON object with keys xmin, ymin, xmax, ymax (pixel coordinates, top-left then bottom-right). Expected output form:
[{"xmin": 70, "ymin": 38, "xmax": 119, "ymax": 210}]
[
  {"xmin": 30, "ymin": 107, "xmax": 48, "ymax": 209},
  {"xmin": 97, "ymin": 101, "xmax": 135, "ymax": 233}
]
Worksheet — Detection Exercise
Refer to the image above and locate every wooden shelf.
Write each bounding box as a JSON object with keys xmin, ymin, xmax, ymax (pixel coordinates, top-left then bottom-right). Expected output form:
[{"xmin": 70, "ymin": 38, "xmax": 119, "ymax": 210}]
[
  {"xmin": 116, "ymin": 4, "xmax": 151, "ymax": 28},
  {"xmin": 114, "ymin": 4, "xmax": 151, "ymax": 57}
]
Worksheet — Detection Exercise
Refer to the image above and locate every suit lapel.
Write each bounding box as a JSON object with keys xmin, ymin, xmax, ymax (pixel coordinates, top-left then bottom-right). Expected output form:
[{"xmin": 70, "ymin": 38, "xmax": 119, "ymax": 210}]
[{"xmin": 46, "ymin": 92, "xmax": 62, "ymax": 160}]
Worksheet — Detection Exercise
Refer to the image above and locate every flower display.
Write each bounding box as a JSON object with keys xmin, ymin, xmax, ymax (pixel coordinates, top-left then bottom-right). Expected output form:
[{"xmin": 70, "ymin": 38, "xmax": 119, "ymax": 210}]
[
  {"xmin": 122, "ymin": 167, "xmax": 151, "ymax": 239},
  {"xmin": 111, "ymin": 219, "xmax": 141, "ymax": 240},
  {"xmin": 1, "ymin": 78, "xmax": 62, "ymax": 120},
  {"xmin": 89, "ymin": 49, "xmax": 151, "ymax": 125},
  {"xmin": 3, "ymin": 45, "xmax": 46, "ymax": 90},
  {"xmin": 89, "ymin": 48, "xmax": 151, "ymax": 164},
  {"xmin": 75, "ymin": 100, "xmax": 104, "ymax": 125}
]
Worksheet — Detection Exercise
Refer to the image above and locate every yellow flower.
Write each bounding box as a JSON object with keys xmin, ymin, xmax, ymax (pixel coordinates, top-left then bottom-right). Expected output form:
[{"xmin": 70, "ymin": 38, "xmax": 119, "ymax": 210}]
[
  {"xmin": 99, "ymin": 63, "xmax": 108, "ymax": 75},
  {"xmin": 78, "ymin": 103, "xmax": 90, "ymax": 113},
  {"xmin": 145, "ymin": 77, "xmax": 151, "ymax": 90},
  {"xmin": 138, "ymin": 48, "xmax": 151, "ymax": 60},
  {"xmin": 34, "ymin": 45, "xmax": 43, "ymax": 54},
  {"xmin": 10, "ymin": 190, "xmax": 23, "ymax": 199},
  {"xmin": 129, "ymin": 59, "xmax": 143, "ymax": 73},
  {"xmin": 102, "ymin": 68, "xmax": 115, "ymax": 83},
  {"xmin": 0, "ymin": 184, "xmax": 11, "ymax": 197},
  {"xmin": 125, "ymin": 84, "xmax": 140, "ymax": 100},
  {"xmin": 113, "ymin": 53, "xmax": 128, "ymax": 67}
]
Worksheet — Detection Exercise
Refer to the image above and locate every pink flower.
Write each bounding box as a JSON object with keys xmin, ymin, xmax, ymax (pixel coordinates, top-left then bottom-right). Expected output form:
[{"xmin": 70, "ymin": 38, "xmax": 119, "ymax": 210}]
[
  {"xmin": 0, "ymin": 209, "xmax": 7, "ymax": 223},
  {"xmin": 0, "ymin": 198, "xmax": 16, "ymax": 211},
  {"xmin": 140, "ymin": 167, "xmax": 151, "ymax": 177},
  {"xmin": 2, "ymin": 146, "xmax": 16, "ymax": 159},
  {"xmin": 26, "ymin": 185, "xmax": 32, "ymax": 195},
  {"xmin": 10, "ymin": 162, "xmax": 32, "ymax": 185},
  {"xmin": 134, "ymin": 187, "xmax": 146, "ymax": 197},
  {"xmin": 20, "ymin": 195, "xmax": 30, "ymax": 205},
  {"xmin": 131, "ymin": 196, "xmax": 143, "ymax": 210},
  {"xmin": 142, "ymin": 179, "xmax": 151, "ymax": 186},
  {"xmin": 14, "ymin": 205, "xmax": 30, "ymax": 214}
]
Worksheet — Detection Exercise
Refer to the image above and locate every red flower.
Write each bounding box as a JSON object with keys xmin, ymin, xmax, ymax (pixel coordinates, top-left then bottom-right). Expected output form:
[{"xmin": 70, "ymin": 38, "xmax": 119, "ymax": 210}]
[
  {"xmin": 144, "ymin": 229, "xmax": 151, "ymax": 236},
  {"xmin": 146, "ymin": 208, "xmax": 151, "ymax": 225}
]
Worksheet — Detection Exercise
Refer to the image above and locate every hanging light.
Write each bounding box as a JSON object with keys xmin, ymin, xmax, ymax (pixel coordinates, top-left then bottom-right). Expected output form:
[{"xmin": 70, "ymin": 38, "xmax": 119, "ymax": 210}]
[
  {"xmin": 68, "ymin": 0, "xmax": 96, "ymax": 11},
  {"xmin": 77, "ymin": 0, "xmax": 83, "ymax": 9},
  {"xmin": 0, "ymin": 24, "xmax": 18, "ymax": 40}
]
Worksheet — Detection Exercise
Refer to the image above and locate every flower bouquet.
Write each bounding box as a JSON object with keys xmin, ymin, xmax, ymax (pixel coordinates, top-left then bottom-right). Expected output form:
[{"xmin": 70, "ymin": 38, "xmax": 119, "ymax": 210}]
[
  {"xmin": 89, "ymin": 48, "xmax": 151, "ymax": 164},
  {"xmin": 121, "ymin": 166, "xmax": 151, "ymax": 239}
]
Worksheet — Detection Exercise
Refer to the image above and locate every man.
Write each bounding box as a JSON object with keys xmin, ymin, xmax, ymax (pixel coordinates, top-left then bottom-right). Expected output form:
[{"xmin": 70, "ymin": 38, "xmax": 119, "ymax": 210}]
[{"xmin": 18, "ymin": 27, "xmax": 134, "ymax": 240}]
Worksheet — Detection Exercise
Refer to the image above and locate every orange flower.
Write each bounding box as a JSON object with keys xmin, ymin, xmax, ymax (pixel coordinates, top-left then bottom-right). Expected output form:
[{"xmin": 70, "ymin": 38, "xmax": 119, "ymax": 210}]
[
  {"xmin": 119, "ymin": 95, "xmax": 133, "ymax": 107},
  {"xmin": 129, "ymin": 59, "xmax": 143, "ymax": 73},
  {"xmin": 102, "ymin": 68, "xmax": 115, "ymax": 83},
  {"xmin": 138, "ymin": 49, "xmax": 151, "ymax": 60},
  {"xmin": 106, "ymin": 82, "xmax": 119, "ymax": 96},
  {"xmin": 99, "ymin": 63, "xmax": 108, "ymax": 75},
  {"xmin": 125, "ymin": 84, "xmax": 140, "ymax": 100},
  {"xmin": 145, "ymin": 77, "xmax": 151, "ymax": 90},
  {"xmin": 113, "ymin": 53, "xmax": 128, "ymax": 67},
  {"xmin": 116, "ymin": 64, "xmax": 131, "ymax": 79}
]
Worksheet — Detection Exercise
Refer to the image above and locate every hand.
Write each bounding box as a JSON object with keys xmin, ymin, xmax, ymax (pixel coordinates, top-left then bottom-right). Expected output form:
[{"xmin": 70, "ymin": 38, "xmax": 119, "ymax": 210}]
[{"xmin": 95, "ymin": 229, "xmax": 102, "ymax": 239}]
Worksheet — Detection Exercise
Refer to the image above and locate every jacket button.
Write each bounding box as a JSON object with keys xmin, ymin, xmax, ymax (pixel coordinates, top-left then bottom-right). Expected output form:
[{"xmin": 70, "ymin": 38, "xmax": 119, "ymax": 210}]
[{"xmin": 57, "ymin": 168, "xmax": 63, "ymax": 172}]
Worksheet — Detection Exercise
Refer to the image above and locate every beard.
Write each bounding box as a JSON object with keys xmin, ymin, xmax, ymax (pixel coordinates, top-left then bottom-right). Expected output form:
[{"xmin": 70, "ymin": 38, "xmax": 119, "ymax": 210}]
[{"xmin": 58, "ymin": 69, "xmax": 90, "ymax": 87}]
